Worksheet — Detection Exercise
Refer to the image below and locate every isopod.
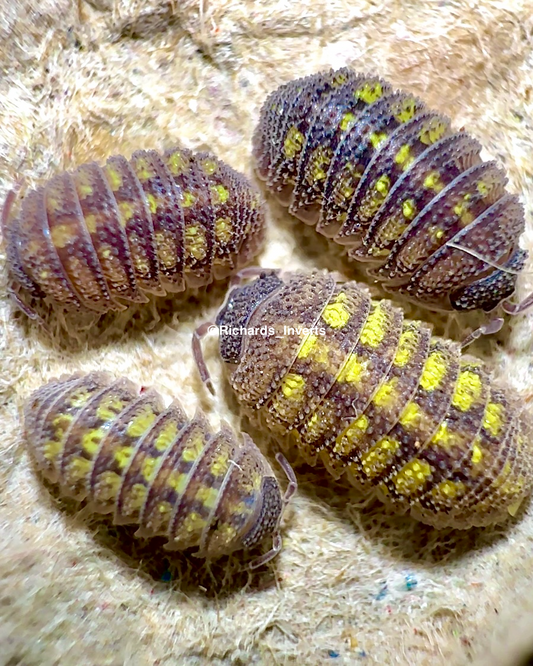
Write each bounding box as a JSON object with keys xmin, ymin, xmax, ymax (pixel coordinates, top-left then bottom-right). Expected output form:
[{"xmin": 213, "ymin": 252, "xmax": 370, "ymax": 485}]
[
  {"xmin": 195, "ymin": 269, "xmax": 533, "ymax": 529},
  {"xmin": 24, "ymin": 372, "xmax": 295, "ymax": 566},
  {"xmin": 252, "ymin": 68, "xmax": 532, "ymax": 315},
  {"xmin": 3, "ymin": 145, "xmax": 265, "ymax": 318}
]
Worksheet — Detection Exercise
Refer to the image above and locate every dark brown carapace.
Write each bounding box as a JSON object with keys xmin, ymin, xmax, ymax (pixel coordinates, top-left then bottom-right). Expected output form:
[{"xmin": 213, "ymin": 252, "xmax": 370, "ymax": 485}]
[
  {"xmin": 24, "ymin": 372, "xmax": 294, "ymax": 564},
  {"xmin": 2, "ymin": 146, "xmax": 265, "ymax": 317},
  {"xmin": 252, "ymin": 68, "xmax": 529, "ymax": 314},
  {"xmin": 209, "ymin": 270, "xmax": 533, "ymax": 529}
]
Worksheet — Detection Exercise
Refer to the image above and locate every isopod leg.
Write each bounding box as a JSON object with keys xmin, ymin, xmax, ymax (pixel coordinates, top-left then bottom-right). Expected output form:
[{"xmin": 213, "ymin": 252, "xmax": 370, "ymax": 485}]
[
  {"xmin": 275, "ymin": 452, "xmax": 298, "ymax": 504},
  {"xmin": 7, "ymin": 285, "xmax": 43, "ymax": 323},
  {"xmin": 248, "ymin": 532, "xmax": 282, "ymax": 570},
  {"xmin": 229, "ymin": 266, "xmax": 280, "ymax": 288},
  {"xmin": 192, "ymin": 320, "xmax": 216, "ymax": 395},
  {"xmin": 502, "ymin": 291, "xmax": 533, "ymax": 316},
  {"xmin": 461, "ymin": 317, "xmax": 504, "ymax": 349}
]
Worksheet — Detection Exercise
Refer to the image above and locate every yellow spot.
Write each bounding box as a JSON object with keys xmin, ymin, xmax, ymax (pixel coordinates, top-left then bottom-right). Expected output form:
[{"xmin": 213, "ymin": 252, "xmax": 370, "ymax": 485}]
[
  {"xmin": 135, "ymin": 158, "xmax": 154, "ymax": 182},
  {"xmin": 355, "ymin": 82, "xmax": 383, "ymax": 104},
  {"xmin": 369, "ymin": 132, "xmax": 388, "ymax": 149},
  {"xmin": 334, "ymin": 414, "xmax": 370, "ymax": 455},
  {"xmin": 423, "ymin": 171, "xmax": 444, "ymax": 192},
  {"xmin": 453, "ymin": 202, "xmax": 474, "ymax": 226},
  {"xmin": 52, "ymin": 413, "xmax": 74, "ymax": 430},
  {"xmin": 97, "ymin": 470, "xmax": 122, "ymax": 499},
  {"xmin": 429, "ymin": 225, "xmax": 445, "ymax": 241},
  {"xmin": 452, "ymin": 370, "xmax": 482, "ymax": 412},
  {"xmin": 304, "ymin": 412, "xmax": 323, "ymax": 438},
  {"xmin": 337, "ymin": 354, "xmax": 368, "ymax": 384},
  {"xmin": 78, "ymin": 183, "xmax": 93, "ymax": 197},
  {"xmin": 68, "ymin": 390, "xmax": 92, "ymax": 408},
  {"xmin": 217, "ymin": 523, "xmax": 237, "ymax": 540},
  {"xmin": 126, "ymin": 483, "xmax": 148, "ymax": 510},
  {"xmin": 339, "ymin": 112, "xmax": 356, "ymax": 131},
  {"xmin": 196, "ymin": 485, "xmax": 220, "ymax": 509},
  {"xmin": 419, "ymin": 351, "xmax": 448, "ymax": 392},
  {"xmin": 215, "ymin": 217, "xmax": 232, "ymax": 244},
  {"xmin": 211, "ymin": 451, "xmax": 230, "ymax": 477},
  {"xmin": 182, "ymin": 191, "xmax": 196, "ymax": 208},
  {"xmin": 281, "ymin": 373, "xmax": 305, "ymax": 399},
  {"xmin": 431, "ymin": 420, "xmax": 456, "ymax": 448},
  {"xmin": 43, "ymin": 439, "xmax": 63, "ymax": 461},
  {"xmin": 181, "ymin": 512, "xmax": 207, "ymax": 533},
  {"xmin": 477, "ymin": 180, "xmax": 488, "ymax": 196},
  {"xmin": 372, "ymin": 378, "xmax": 398, "ymax": 409},
  {"xmin": 394, "ymin": 144, "xmax": 413, "ymax": 167},
  {"xmin": 141, "ymin": 457, "xmax": 158, "ymax": 482},
  {"xmin": 105, "ymin": 166, "xmax": 123, "ymax": 191},
  {"xmin": 298, "ymin": 334, "xmax": 318, "ymax": 359},
  {"xmin": 483, "ymin": 402, "xmax": 504, "ymax": 437},
  {"xmin": 155, "ymin": 230, "xmax": 176, "ymax": 269},
  {"xmin": 395, "ymin": 98, "xmax": 417, "ymax": 123},
  {"xmin": 419, "ymin": 120, "xmax": 447, "ymax": 145},
  {"xmin": 119, "ymin": 201, "xmax": 135, "ymax": 223},
  {"xmin": 508, "ymin": 499, "xmax": 523, "ymax": 517},
  {"xmin": 96, "ymin": 396, "xmax": 125, "ymax": 422},
  {"xmin": 114, "ymin": 446, "xmax": 135, "ymax": 469},
  {"xmin": 322, "ymin": 298, "xmax": 350, "ymax": 328},
  {"xmin": 182, "ymin": 434, "xmax": 205, "ymax": 463},
  {"xmin": 82, "ymin": 214, "xmax": 96, "ymax": 234},
  {"xmin": 167, "ymin": 150, "xmax": 187, "ymax": 175},
  {"xmin": 82, "ymin": 428, "xmax": 105, "ymax": 456},
  {"xmin": 40, "ymin": 270, "xmax": 49, "ymax": 280},
  {"xmin": 392, "ymin": 458, "xmax": 432, "ymax": 495},
  {"xmin": 184, "ymin": 225, "xmax": 207, "ymax": 261},
  {"xmin": 51, "ymin": 224, "xmax": 75, "ymax": 249},
  {"xmin": 431, "ymin": 480, "xmax": 465, "ymax": 501},
  {"xmin": 211, "ymin": 184, "xmax": 229, "ymax": 205},
  {"xmin": 359, "ymin": 303, "xmax": 387, "ymax": 347},
  {"xmin": 283, "ymin": 126, "xmax": 305, "ymax": 159},
  {"xmin": 361, "ymin": 437, "xmax": 401, "ymax": 477},
  {"xmin": 155, "ymin": 421, "xmax": 179, "ymax": 452},
  {"xmin": 201, "ymin": 158, "xmax": 218, "ymax": 175},
  {"xmin": 471, "ymin": 442, "xmax": 483, "ymax": 465},
  {"xmin": 374, "ymin": 174, "xmax": 390, "ymax": 196},
  {"xmin": 402, "ymin": 199, "xmax": 417, "ymax": 220},
  {"xmin": 102, "ymin": 248, "xmax": 112, "ymax": 260},
  {"xmin": 393, "ymin": 328, "xmax": 417, "ymax": 367},
  {"xmin": 158, "ymin": 501, "xmax": 172, "ymax": 515},
  {"xmin": 146, "ymin": 193, "xmax": 158, "ymax": 214},
  {"xmin": 167, "ymin": 470, "xmax": 189, "ymax": 493},
  {"xmin": 69, "ymin": 456, "xmax": 93, "ymax": 480},
  {"xmin": 399, "ymin": 402, "xmax": 422, "ymax": 429},
  {"xmin": 126, "ymin": 408, "xmax": 156, "ymax": 438},
  {"xmin": 308, "ymin": 146, "xmax": 332, "ymax": 182}
]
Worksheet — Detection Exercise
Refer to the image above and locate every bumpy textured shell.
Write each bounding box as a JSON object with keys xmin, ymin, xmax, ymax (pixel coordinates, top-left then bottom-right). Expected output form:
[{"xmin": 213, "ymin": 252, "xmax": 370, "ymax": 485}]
[
  {"xmin": 4, "ymin": 146, "xmax": 265, "ymax": 314},
  {"xmin": 24, "ymin": 373, "xmax": 282, "ymax": 559},
  {"xmin": 252, "ymin": 68, "xmax": 527, "ymax": 312},
  {"xmin": 216, "ymin": 270, "xmax": 533, "ymax": 529}
]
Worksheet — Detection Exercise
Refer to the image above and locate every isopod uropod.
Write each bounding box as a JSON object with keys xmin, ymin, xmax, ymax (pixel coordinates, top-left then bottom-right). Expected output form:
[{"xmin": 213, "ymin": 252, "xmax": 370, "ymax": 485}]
[
  {"xmin": 196, "ymin": 269, "xmax": 533, "ymax": 529},
  {"xmin": 252, "ymin": 68, "xmax": 532, "ymax": 315},
  {"xmin": 2, "ymin": 145, "xmax": 265, "ymax": 319},
  {"xmin": 24, "ymin": 372, "xmax": 295, "ymax": 566}
]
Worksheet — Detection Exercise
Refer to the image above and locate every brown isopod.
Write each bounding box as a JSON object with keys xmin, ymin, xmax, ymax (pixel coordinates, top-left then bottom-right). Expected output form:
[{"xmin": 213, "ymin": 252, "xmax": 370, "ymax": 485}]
[
  {"xmin": 2, "ymin": 145, "xmax": 265, "ymax": 319},
  {"xmin": 24, "ymin": 372, "xmax": 296, "ymax": 567},
  {"xmin": 252, "ymin": 68, "xmax": 532, "ymax": 317}
]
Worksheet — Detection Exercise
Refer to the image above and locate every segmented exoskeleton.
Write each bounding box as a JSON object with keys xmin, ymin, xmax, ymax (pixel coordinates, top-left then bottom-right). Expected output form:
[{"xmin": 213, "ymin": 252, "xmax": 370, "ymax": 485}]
[
  {"xmin": 196, "ymin": 269, "xmax": 533, "ymax": 529},
  {"xmin": 3, "ymin": 145, "xmax": 265, "ymax": 318},
  {"xmin": 24, "ymin": 373, "xmax": 295, "ymax": 565},
  {"xmin": 253, "ymin": 68, "xmax": 531, "ymax": 315}
]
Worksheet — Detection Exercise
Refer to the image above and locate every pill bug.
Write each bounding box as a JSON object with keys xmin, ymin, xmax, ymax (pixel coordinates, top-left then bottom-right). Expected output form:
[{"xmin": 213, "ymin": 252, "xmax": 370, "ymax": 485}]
[
  {"xmin": 252, "ymin": 68, "xmax": 531, "ymax": 315},
  {"xmin": 197, "ymin": 269, "xmax": 533, "ymax": 529},
  {"xmin": 24, "ymin": 372, "xmax": 295, "ymax": 565},
  {"xmin": 2, "ymin": 145, "xmax": 265, "ymax": 318}
]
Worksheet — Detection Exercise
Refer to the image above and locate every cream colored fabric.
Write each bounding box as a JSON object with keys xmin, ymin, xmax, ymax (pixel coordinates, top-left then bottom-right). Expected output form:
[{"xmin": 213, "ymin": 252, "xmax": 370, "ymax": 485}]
[{"xmin": 1, "ymin": 1, "xmax": 533, "ymax": 664}]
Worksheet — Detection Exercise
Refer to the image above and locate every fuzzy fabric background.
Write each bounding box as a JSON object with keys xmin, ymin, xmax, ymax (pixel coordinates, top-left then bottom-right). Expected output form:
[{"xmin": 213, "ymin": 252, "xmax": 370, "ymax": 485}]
[{"xmin": 1, "ymin": 1, "xmax": 533, "ymax": 665}]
